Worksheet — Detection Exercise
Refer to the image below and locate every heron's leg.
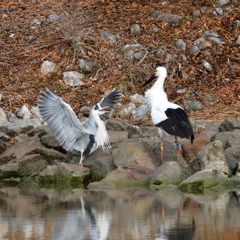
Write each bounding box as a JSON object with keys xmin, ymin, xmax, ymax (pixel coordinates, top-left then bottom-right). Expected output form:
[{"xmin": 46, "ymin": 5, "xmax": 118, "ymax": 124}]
[
  {"xmin": 162, "ymin": 203, "xmax": 165, "ymax": 224},
  {"xmin": 79, "ymin": 152, "xmax": 84, "ymax": 166},
  {"xmin": 175, "ymin": 137, "xmax": 180, "ymax": 165},
  {"xmin": 160, "ymin": 138, "xmax": 164, "ymax": 165}
]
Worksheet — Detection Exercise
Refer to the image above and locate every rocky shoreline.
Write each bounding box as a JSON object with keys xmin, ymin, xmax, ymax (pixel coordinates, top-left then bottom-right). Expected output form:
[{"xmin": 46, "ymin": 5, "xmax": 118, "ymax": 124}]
[{"xmin": 0, "ymin": 108, "xmax": 240, "ymax": 194}]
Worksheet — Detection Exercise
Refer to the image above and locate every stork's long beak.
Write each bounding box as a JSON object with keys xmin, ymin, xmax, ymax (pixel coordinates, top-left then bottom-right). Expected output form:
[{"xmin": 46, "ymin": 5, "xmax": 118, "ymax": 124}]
[
  {"xmin": 143, "ymin": 73, "xmax": 157, "ymax": 87},
  {"xmin": 100, "ymin": 105, "xmax": 111, "ymax": 113}
]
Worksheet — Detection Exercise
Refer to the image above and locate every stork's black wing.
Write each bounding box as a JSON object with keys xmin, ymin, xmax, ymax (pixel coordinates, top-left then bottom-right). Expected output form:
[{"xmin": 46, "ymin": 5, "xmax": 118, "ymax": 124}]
[
  {"xmin": 156, "ymin": 107, "xmax": 194, "ymax": 142},
  {"xmin": 98, "ymin": 89, "xmax": 122, "ymax": 119}
]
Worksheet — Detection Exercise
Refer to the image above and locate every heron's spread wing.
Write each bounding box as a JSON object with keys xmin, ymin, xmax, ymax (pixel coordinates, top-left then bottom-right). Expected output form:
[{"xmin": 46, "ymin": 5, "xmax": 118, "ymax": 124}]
[
  {"xmin": 98, "ymin": 89, "xmax": 122, "ymax": 119},
  {"xmin": 38, "ymin": 88, "xmax": 90, "ymax": 151}
]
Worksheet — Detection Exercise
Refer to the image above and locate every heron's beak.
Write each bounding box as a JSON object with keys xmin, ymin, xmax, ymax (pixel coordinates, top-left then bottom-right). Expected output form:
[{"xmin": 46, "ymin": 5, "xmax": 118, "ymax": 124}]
[
  {"xmin": 100, "ymin": 105, "xmax": 111, "ymax": 113},
  {"xmin": 143, "ymin": 73, "xmax": 157, "ymax": 87}
]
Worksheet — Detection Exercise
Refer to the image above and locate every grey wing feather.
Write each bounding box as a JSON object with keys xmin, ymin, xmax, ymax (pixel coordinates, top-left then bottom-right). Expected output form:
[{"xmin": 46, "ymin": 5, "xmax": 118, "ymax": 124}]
[
  {"xmin": 98, "ymin": 89, "xmax": 122, "ymax": 119},
  {"xmin": 37, "ymin": 88, "xmax": 91, "ymax": 151}
]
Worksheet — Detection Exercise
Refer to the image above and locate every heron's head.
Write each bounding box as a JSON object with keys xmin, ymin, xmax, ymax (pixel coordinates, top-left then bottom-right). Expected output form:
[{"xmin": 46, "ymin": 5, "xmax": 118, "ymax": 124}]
[
  {"xmin": 143, "ymin": 66, "xmax": 167, "ymax": 87},
  {"xmin": 93, "ymin": 104, "xmax": 111, "ymax": 115}
]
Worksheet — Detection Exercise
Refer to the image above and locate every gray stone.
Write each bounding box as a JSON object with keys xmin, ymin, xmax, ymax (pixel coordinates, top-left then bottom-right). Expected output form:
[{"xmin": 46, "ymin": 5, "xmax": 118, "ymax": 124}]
[
  {"xmin": 112, "ymin": 140, "xmax": 157, "ymax": 170},
  {"xmin": 101, "ymin": 165, "xmax": 154, "ymax": 187},
  {"xmin": 185, "ymin": 101, "xmax": 204, "ymax": 111},
  {"xmin": 218, "ymin": 0, "xmax": 229, "ymax": 5},
  {"xmin": 176, "ymin": 88, "xmax": 187, "ymax": 94},
  {"xmin": 100, "ymin": 31, "xmax": 117, "ymax": 44},
  {"xmin": 129, "ymin": 24, "xmax": 141, "ymax": 35},
  {"xmin": 0, "ymin": 108, "xmax": 7, "ymax": 122},
  {"xmin": 79, "ymin": 59, "xmax": 94, "ymax": 72},
  {"xmin": 175, "ymin": 39, "xmax": 186, "ymax": 52},
  {"xmin": 133, "ymin": 51, "xmax": 143, "ymax": 60},
  {"xmin": 18, "ymin": 105, "xmax": 31, "ymax": 120},
  {"xmin": 31, "ymin": 106, "xmax": 43, "ymax": 121},
  {"xmin": 192, "ymin": 10, "xmax": 200, "ymax": 16},
  {"xmin": 219, "ymin": 118, "xmax": 240, "ymax": 132},
  {"xmin": 40, "ymin": 132, "xmax": 63, "ymax": 151},
  {"xmin": 27, "ymin": 125, "xmax": 50, "ymax": 137},
  {"xmin": 40, "ymin": 60, "xmax": 56, "ymax": 75},
  {"xmin": 77, "ymin": 45, "xmax": 88, "ymax": 56},
  {"xmin": 194, "ymin": 37, "xmax": 211, "ymax": 50},
  {"xmin": 32, "ymin": 19, "xmax": 41, "ymax": 25},
  {"xmin": 108, "ymin": 130, "xmax": 128, "ymax": 144},
  {"xmin": 0, "ymin": 140, "xmax": 6, "ymax": 154},
  {"xmin": 106, "ymin": 119, "xmax": 132, "ymax": 131},
  {"xmin": 189, "ymin": 45, "xmax": 200, "ymax": 56},
  {"xmin": 200, "ymin": 140, "xmax": 230, "ymax": 175},
  {"xmin": 202, "ymin": 61, "xmax": 213, "ymax": 71},
  {"xmin": 48, "ymin": 14, "xmax": 60, "ymax": 22},
  {"xmin": 79, "ymin": 106, "xmax": 91, "ymax": 117},
  {"xmin": 166, "ymin": 53, "xmax": 175, "ymax": 61},
  {"xmin": 225, "ymin": 146, "xmax": 240, "ymax": 161},
  {"xmin": 13, "ymin": 134, "xmax": 29, "ymax": 144},
  {"xmin": 203, "ymin": 31, "xmax": 220, "ymax": 38},
  {"xmin": 132, "ymin": 104, "xmax": 150, "ymax": 117},
  {"xmin": 208, "ymin": 37, "xmax": 226, "ymax": 45},
  {"xmin": 216, "ymin": 8, "xmax": 224, "ymax": 15},
  {"xmin": 152, "ymin": 27, "xmax": 159, "ymax": 33},
  {"xmin": 39, "ymin": 162, "xmax": 91, "ymax": 184},
  {"xmin": 87, "ymin": 182, "xmax": 115, "ymax": 190},
  {"xmin": 3, "ymin": 111, "xmax": 18, "ymax": 122},
  {"xmin": 236, "ymin": 35, "xmax": 240, "ymax": 45},
  {"xmin": 150, "ymin": 161, "xmax": 183, "ymax": 189},
  {"xmin": 226, "ymin": 130, "xmax": 240, "ymax": 148},
  {"xmin": 151, "ymin": 11, "xmax": 183, "ymax": 27},
  {"xmin": 118, "ymin": 102, "xmax": 136, "ymax": 117},
  {"xmin": 211, "ymin": 131, "xmax": 234, "ymax": 149},
  {"xmin": 0, "ymin": 122, "xmax": 37, "ymax": 136},
  {"xmin": 0, "ymin": 154, "xmax": 47, "ymax": 178},
  {"xmin": 25, "ymin": 36, "xmax": 36, "ymax": 41},
  {"xmin": 236, "ymin": 20, "xmax": 240, "ymax": 28},
  {"xmin": 63, "ymin": 71, "xmax": 85, "ymax": 87},
  {"xmin": 121, "ymin": 44, "xmax": 141, "ymax": 53},
  {"xmin": 0, "ymin": 132, "xmax": 9, "ymax": 142},
  {"xmin": 200, "ymin": 7, "xmax": 208, "ymax": 13}
]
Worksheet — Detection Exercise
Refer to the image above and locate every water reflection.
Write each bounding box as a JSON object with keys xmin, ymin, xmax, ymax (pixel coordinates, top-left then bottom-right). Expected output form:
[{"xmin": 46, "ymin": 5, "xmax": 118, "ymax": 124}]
[{"xmin": 0, "ymin": 186, "xmax": 239, "ymax": 240}]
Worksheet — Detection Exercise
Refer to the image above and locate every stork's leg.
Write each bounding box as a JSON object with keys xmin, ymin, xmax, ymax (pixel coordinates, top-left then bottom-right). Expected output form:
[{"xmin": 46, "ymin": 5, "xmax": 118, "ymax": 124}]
[
  {"xmin": 79, "ymin": 152, "xmax": 84, "ymax": 166},
  {"xmin": 160, "ymin": 138, "xmax": 164, "ymax": 165},
  {"xmin": 175, "ymin": 137, "xmax": 180, "ymax": 165}
]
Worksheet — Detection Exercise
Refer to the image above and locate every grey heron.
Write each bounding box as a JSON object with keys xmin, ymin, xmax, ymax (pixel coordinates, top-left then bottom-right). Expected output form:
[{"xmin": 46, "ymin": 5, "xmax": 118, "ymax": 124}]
[
  {"xmin": 38, "ymin": 87, "xmax": 121, "ymax": 166},
  {"xmin": 143, "ymin": 67, "xmax": 194, "ymax": 165}
]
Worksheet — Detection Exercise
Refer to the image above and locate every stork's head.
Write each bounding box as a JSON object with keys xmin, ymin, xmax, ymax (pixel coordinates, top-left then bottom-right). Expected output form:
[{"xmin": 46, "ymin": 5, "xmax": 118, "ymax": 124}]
[{"xmin": 143, "ymin": 66, "xmax": 167, "ymax": 87}]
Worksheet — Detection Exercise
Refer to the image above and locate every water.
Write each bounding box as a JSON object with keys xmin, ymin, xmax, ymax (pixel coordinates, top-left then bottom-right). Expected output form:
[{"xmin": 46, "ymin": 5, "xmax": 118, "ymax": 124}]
[{"xmin": 0, "ymin": 186, "xmax": 239, "ymax": 240}]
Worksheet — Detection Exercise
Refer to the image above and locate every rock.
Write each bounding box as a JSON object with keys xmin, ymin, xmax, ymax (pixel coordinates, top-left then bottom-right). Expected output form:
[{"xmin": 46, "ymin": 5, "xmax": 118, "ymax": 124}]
[
  {"xmin": 224, "ymin": 146, "xmax": 240, "ymax": 162},
  {"xmin": 118, "ymin": 102, "xmax": 136, "ymax": 117},
  {"xmin": 32, "ymin": 19, "xmax": 41, "ymax": 25},
  {"xmin": 106, "ymin": 119, "xmax": 131, "ymax": 131},
  {"xmin": 0, "ymin": 108, "xmax": 7, "ymax": 122},
  {"xmin": 40, "ymin": 132, "xmax": 64, "ymax": 152},
  {"xmin": 176, "ymin": 88, "xmax": 187, "ymax": 94},
  {"xmin": 13, "ymin": 134, "xmax": 29, "ymax": 144},
  {"xmin": 192, "ymin": 10, "xmax": 200, "ymax": 17},
  {"xmin": 175, "ymin": 39, "xmax": 186, "ymax": 52},
  {"xmin": 210, "ymin": 131, "xmax": 234, "ymax": 149},
  {"xmin": 166, "ymin": 53, "xmax": 175, "ymax": 61},
  {"xmin": 25, "ymin": 36, "xmax": 36, "ymax": 41},
  {"xmin": 63, "ymin": 71, "xmax": 85, "ymax": 87},
  {"xmin": 3, "ymin": 111, "xmax": 18, "ymax": 122},
  {"xmin": 91, "ymin": 155, "xmax": 116, "ymax": 181},
  {"xmin": 121, "ymin": 44, "xmax": 141, "ymax": 53},
  {"xmin": 0, "ymin": 137, "xmax": 66, "ymax": 165},
  {"xmin": 129, "ymin": 24, "xmax": 141, "ymax": 35},
  {"xmin": 236, "ymin": 35, "xmax": 240, "ymax": 45},
  {"xmin": 101, "ymin": 165, "xmax": 154, "ymax": 187},
  {"xmin": 112, "ymin": 140, "xmax": 157, "ymax": 170},
  {"xmin": 189, "ymin": 45, "xmax": 200, "ymax": 56},
  {"xmin": 203, "ymin": 31, "xmax": 220, "ymax": 38},
  {"xmin": 194, "ymin": 37, "xmax": 211, "ymax": 50},
  {"xmin": 0, "ymin": 154, "xmax": 47, "ymax": 179},
  {"xmin": 133, "ymin": 51, "xmax": 143, "ymax": 60},
  {"xmin": 208, "ymin": 37, "xmax": 226, "ymax": 45},
  {"xmin": 218, "ymin": 0, "xmax": 229, "ymax": 5},
  {"xmin": 129, "ymin": 93, "xmax": 145, "ymax": 104},
  {"xmin": 31, "ymin": 106, "xmax": 43, "ymax": 121},
  {"xmin": 0, "ymin": 121, "xmax": 39, "ymax": 136},
  {"xmin": 108, "ymin": 130, "xmax": 128, "ymax": 144},
  {"xmin": 79, "ymin": 106, "xmax": 91, "ymax": 117},
  {"xmin": 236, "ymin": 20, "xmax": 240, "ymax": 28},
  {"xmin": 182, "ymin": 135, "xmax": 211, "ymax": 160},
  {"xmin": 18, "ymin": 105, "xmax": 31, "ymax": 120},
  {"xmin": 226, "ymin": 130, "xmax": 240, "ymax": 148},
  {"xmin": 200, "ymin": 7, "xmax": 208, "ymax": 13},
  {"xmin": 219, "ymin": 118, "xmax": 240, "ymax": 132},
  {"xmin": 40, "ymin": 60, "xmax": 56, "ymax": 75},
  {"xmin": 179, "ymin": 170, "xmax": 229, "ymax": 193},
  {"xmin": 39, "ymin": 163, "xmax": 91, "ymax": 184},
  {"xmin": 216, "ymin": 8, "xmax": 224, "ymax": 15},
  {"xmin": 202, "ymin": 61, "xmax": 213, "ymax": 71},
  {"xmin": 0, "ymin": 140, "xmax": 6, "ymax": 154},
  {"xmin": 27, "ymin": 125, "xmax": 50, "ymax": 137},
  {"xmin": 225, "ymin": 155, "xmax": 238, "ymax": 176},
  {"xmin": 151, "ymin": 11, "xmax": 183, "ymax": 27},
  {"xmin": 48, "ymin": 14, "xmax": 60, "ymax": 22},
  {"xmin": 79, "ymin": 59, "xmax": 94, "ymax": 72},
  {"xmin": 100, "ymin": 31, "xmax": 117, "ymax": 44},
  {"xmin": 87, "ymin": 181, "xmax": 115, "ymax": 190},
  {"xmin": 200, "ymin": 140, "xmax": 230, "ymax": 175},
  {"xmin": 77, "ymin": 45, "xmax": 88, "ymax": 56},
  {"xmin": 150, "ymin": 161, "xmax": 183, "ymax": 189},
  {"xmin": 0, "ymin": 132, "xmax": 9, "ymax": 142},
  {"xmin": 152, "ymin": 27, "xmax": 159, "ymax": 33},
  {"xmin": 185, "ymin": 101, "xmax": 204, "ymax": 111},
  {"xmin": 132, "ymin": 104, "xmax": 149, "ymax": 117}
]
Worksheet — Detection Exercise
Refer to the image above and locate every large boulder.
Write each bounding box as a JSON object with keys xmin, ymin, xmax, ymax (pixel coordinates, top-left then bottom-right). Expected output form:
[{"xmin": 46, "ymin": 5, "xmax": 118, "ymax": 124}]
[
  {"xmin": 200, "ymin": 140, "xmax": 230, "ymax": 175},
  {"xmin": 39, "ymin": 162, "xmax": 91, "ymax": 185},
  {"xmin": 224, "ymin": 146, "xmax": 240, "ymax": 162},
  {"xmin": 219, "ymin": 118, "xmax": 240, "ymax": 132},
  {"xmin": 211, "ymin": 131, "xmax": 235, "ymax": 149},
  {"xmin": 0, "ymin": 137, "xmax": 66, "ymax": 165},
  {"xmin": 0, "ymin": 154, "xmax": 47, "ymax": 179},
  {"xmin": 150, "ymin": 161, "xmax": 183, "ymax": 190},
  {"xmin": 101, "ymin": 165, "xmax": 154, "ymax": 187},
  {"xmin": 112, "ymin": 140, "xmax": 157, "ymax": 170}
]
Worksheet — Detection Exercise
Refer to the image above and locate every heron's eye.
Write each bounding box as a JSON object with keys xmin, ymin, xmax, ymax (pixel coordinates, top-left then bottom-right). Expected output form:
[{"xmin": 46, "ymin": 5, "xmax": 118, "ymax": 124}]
[{"xmin": 94, "ymin": 104, "xmax": 99, "ymax": 110}]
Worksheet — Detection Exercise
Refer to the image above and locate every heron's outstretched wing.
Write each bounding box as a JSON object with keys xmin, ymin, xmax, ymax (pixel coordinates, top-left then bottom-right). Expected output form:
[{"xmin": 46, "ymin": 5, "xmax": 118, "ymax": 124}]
[
  {"xmin": 38, "ymin": 88, "xmax": 91, "ymax": 151},
  {"xmin": 98, "ymin": 89, "xmax": 122, "ymax": 119}
]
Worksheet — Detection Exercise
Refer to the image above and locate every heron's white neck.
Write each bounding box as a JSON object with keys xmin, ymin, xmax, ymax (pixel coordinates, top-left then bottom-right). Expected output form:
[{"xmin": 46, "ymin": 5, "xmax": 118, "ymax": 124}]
[{"xmin": 93, "ymin": 114, "xmax": 110, "ymax": 151}]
